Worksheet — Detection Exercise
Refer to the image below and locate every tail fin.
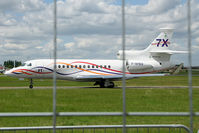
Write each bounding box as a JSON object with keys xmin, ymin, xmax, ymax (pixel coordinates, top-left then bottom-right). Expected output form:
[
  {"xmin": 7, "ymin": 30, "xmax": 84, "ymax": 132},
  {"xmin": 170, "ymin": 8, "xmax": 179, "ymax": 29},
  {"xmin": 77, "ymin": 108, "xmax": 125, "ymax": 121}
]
[
  {"xmin": 146, "ymin": 28, "xmax": 173, "ymax": 52},
  {"xmin": 146, "ymin": 28, "xmax": 187, "ymax": 54},
  {"xmin": 116, "ymin": 28, "xmax": 187, "ymax": 61}
]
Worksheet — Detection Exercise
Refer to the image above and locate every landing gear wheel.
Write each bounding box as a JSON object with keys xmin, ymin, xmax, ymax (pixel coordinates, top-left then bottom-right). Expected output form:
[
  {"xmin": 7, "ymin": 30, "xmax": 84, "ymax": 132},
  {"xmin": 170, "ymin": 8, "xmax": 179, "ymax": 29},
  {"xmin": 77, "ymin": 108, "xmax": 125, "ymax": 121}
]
[
  {"xmin": 94, "ymin": 80, "xmax": 115, "ymax": 88},
  {"xmin": 99, "ymin": 82, "xmax": 105, "ymax": 88},
  {"xmin": 108, "ymin": 82, "xmax": 114, "ymax": 88},
  {"xmin": 29, "ymin": 85, "xmax": 33, "ymax": 89},
  {"xmin": 29, "ymin": 78, "xmax": 33, "ymax": 89}
]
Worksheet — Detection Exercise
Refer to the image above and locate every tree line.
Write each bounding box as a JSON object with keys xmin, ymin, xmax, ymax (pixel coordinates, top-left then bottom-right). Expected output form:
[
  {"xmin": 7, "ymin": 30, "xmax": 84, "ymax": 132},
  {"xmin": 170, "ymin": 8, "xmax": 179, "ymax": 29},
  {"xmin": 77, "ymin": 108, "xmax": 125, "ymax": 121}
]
[{"xmin": 4, "ymin": 60, "xmax": 22, "ymax": 68}]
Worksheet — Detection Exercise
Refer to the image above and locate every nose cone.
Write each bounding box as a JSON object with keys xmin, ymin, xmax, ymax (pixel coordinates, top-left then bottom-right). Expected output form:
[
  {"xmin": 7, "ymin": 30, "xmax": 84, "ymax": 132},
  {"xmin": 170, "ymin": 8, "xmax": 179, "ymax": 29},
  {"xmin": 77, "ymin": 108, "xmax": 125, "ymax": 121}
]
[{"xmin": 4, "ymin": 70, "xmax": 13, "ymax": 76}]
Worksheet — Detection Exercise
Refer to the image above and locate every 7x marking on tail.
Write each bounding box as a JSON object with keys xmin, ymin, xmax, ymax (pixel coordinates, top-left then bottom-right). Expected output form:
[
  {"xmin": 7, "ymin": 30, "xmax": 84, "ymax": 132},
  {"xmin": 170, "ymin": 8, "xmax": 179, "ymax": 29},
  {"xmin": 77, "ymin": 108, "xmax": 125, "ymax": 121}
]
[{"xmin": 156, "ymin": 39, "xmax": 169, "ymax": 47}]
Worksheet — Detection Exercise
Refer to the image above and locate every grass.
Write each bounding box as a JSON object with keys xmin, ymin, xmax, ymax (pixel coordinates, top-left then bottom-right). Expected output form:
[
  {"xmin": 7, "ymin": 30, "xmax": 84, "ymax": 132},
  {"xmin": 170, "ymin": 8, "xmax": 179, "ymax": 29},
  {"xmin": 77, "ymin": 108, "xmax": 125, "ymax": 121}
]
[
  {"xmin": 0, "ymin": 76, "xmax": 93, "ymax": 87},
  {"xmin": 1, "ymin": 74, "xmax": 199, "ymax": 87},
  {"xmin": 125, "ymin": 75, "xmax": 199, "ymax": 86},
  {"xmin": 0, "ymin": 74, "xmax": 199, "ymax": 132},
  {"xmin": 0, "ymin": 88, "xmax": 199, "ymax": 131}
]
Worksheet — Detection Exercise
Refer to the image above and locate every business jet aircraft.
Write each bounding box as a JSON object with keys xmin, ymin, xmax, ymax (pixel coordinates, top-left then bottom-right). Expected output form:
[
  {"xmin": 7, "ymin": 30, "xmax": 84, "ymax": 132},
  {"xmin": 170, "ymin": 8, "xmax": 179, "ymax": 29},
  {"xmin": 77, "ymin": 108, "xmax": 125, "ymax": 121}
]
[{"xmin": 5, "ymin": 28, "xmax": 186, "ymax": 88}]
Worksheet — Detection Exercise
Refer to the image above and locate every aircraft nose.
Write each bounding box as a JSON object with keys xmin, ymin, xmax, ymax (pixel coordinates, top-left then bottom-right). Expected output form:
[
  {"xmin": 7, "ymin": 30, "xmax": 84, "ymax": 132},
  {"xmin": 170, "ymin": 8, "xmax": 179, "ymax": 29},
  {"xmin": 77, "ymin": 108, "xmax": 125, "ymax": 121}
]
[{"xmin": 4, "ymin": 70, "xmax": 13, "ymax": 76}]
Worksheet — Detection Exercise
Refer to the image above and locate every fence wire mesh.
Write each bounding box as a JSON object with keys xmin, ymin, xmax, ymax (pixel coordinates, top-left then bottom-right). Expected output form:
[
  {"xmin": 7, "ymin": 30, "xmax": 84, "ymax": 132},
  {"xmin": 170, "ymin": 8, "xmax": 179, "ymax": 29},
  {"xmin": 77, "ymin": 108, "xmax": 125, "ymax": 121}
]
[{"xmin": 0, "ymin": 0, "xmax": 196, "ymax": 133}]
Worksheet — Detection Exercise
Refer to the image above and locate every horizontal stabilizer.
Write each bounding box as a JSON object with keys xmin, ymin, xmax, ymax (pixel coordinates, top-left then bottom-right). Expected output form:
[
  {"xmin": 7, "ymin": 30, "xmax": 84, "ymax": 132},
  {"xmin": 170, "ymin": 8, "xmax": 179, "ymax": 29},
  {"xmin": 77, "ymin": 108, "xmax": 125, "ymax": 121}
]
[{"xmin": 150, "ymin": 50, "xmax": 188, "ymax": 54}]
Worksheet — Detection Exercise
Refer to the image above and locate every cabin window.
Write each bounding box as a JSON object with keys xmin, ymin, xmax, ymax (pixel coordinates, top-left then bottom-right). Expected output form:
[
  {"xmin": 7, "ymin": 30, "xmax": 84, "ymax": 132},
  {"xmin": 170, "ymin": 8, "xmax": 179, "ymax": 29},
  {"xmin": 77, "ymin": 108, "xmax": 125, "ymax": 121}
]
[
  {"xmin": 96, "ymin": 65, "xmax": 98, "ymax": 68},
  {"xmin": 88, "ymin": 65, "xmax": 90, "ymax": 68},
  {"xmin": 104, "ymin": 65, "xmax": 107, "ymax": 68},
  {"xmin": 62, "ymin": 65, "xmax": 65, "ymax": 68},
  {"xmin": 100, "ymin": 65, "xmax": 102, "ymax": 68},
  {"xmin": 67, "ymin": 65, "xmax": 69, "ymax": 68},
  {"xmin": 71, "ymin": 65, "xmax": 73, "ymax": 68},
  {"xmin": 58, "ymin": 65, "xmax": 61, "ymax": 68},
  {"xmin": 79, "ymin": 65, "xmax": 81, "ymax": 68},
  {"xmin": 108, "ymin": 65, "xmax": 111, "ymax": 69},
  {"xmin": 75, "ymin": 65, "xmax": 77, "ymax": 68},
  {"xmin": 92, "ymin": 65, "xmax": 95, "ymax": 68}
]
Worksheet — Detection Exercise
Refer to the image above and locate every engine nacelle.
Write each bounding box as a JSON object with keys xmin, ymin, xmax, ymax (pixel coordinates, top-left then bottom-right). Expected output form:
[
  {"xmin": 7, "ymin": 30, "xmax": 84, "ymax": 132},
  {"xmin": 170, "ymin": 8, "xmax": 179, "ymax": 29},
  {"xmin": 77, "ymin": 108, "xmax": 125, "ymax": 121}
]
[
  {"xmin": 117, "ymin": 50, "xmax": 148, "ymax": 60},
  {"xmin": 126, "ymin": 60, "xmax": 153, "ymax": 73}
]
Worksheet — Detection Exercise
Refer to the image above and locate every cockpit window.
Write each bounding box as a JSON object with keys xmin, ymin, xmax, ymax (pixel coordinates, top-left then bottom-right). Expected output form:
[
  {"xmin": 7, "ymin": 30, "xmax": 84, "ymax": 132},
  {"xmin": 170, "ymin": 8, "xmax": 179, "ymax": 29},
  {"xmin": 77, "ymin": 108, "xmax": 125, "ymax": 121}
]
[
  {"xmin": 21, "ymin": 62, "xmax": 32, "ymax": 67},
  {"xmin": 27, "ymin": 63, "xmax": 32, "ymax": 66}
]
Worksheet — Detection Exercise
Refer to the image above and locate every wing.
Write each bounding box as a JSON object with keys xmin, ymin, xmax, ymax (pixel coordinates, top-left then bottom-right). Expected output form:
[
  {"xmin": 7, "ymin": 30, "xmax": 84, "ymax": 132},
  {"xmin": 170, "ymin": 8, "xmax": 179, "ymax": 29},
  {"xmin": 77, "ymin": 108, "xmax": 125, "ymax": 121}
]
[{"xmin": 74, "ymin": 73, "xmax": 167, "ymax": 81}]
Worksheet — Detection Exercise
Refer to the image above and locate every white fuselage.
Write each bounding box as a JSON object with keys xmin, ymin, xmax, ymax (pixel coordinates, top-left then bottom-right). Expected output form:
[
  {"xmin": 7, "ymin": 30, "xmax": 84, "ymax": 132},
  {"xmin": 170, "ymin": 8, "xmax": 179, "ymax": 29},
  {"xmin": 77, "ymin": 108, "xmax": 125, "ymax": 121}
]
[{"xmin": 5, "ymin": 58, "xmax": 171, "ymax": 81}]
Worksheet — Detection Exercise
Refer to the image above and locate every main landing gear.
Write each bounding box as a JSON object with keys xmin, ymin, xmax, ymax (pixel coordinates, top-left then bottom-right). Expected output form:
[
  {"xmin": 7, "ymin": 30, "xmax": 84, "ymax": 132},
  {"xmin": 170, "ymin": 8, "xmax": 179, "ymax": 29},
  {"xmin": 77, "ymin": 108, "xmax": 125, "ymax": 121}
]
[
  {"xmin": 29, "ymin": 78, "xmax": 33, "ymax": 89},
  {"xmin": 94, "ymin": 80, "xmax": 115, "ymax": 88}
]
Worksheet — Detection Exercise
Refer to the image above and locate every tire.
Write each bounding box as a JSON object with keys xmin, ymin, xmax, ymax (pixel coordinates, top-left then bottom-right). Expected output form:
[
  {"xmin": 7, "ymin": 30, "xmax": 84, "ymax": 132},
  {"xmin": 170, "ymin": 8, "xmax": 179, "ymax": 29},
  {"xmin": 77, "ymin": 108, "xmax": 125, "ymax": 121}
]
[
  {"xmin": 99, "ymin": 82, "xmax": 105, "ymax": 88},
  {"xmin": 29, "ymin": 85, "xmax": 33, "ymax": 89},
  {"xmin": 108, "ymin": 82, "xmax": 114, "ymax": 88}
]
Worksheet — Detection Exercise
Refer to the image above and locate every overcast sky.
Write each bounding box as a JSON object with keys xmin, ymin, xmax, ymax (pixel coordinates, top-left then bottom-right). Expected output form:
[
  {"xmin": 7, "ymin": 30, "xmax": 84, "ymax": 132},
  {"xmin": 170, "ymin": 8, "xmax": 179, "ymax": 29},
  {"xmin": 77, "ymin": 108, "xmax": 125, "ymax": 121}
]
[{"xmin": 0, "ymin": 0, "xmax": 198, "ymax": 66}]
